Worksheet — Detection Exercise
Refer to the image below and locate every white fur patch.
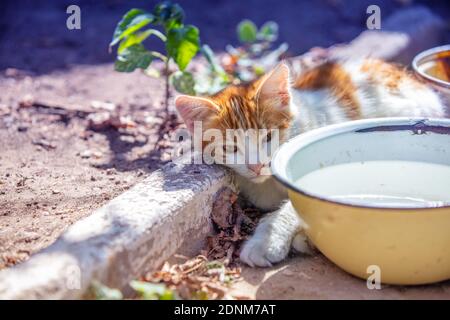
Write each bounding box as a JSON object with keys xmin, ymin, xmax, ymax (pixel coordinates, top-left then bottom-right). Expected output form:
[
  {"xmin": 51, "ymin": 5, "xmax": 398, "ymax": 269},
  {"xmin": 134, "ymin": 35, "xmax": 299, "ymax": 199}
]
[{"xmin": 239, "ymin": 202, "xmax": 304, "ymax": 267}]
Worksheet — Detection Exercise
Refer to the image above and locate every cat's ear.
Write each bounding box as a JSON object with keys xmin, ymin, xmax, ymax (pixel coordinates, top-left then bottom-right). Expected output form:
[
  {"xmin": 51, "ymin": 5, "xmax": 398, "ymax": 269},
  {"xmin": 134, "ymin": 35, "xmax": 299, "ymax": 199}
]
[
  {"xmin": 257, "ymin": 62, "xmax": 291, "ymax": 110},
  {"xmin": 175, "ymin": 95, "xmax": 220, "ymax": 133}
]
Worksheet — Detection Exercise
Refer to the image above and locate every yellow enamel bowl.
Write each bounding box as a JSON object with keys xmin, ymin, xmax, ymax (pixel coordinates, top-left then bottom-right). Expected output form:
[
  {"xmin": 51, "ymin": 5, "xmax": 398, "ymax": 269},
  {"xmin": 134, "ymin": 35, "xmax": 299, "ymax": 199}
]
[
  {"xmin": 413, "ymin": 45, "xmax": 450, "ymax": 108},
  {"xmin": 271, "ymin": 118, "xmax": 450, "ymax": 285}
]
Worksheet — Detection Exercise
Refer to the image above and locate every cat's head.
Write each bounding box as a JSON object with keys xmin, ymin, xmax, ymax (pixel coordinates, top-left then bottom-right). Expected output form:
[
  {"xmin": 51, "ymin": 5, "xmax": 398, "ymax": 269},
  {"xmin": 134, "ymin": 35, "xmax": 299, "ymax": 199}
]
[{"xmin": 175, "ymin": 63, "xmax": 292, "ymax": 183}]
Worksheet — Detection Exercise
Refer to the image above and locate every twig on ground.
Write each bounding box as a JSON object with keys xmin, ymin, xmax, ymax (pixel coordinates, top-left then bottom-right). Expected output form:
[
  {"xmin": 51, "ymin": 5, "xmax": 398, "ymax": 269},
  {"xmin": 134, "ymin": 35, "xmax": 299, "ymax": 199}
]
[{"xmin": 142, "ymin": 255, "xmax": 243, "ymax": 300}]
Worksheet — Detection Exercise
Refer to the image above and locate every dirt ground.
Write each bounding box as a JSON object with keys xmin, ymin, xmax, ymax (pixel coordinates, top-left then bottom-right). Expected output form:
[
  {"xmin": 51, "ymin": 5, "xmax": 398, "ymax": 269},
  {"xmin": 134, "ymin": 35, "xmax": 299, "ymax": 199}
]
[
  {"xmin": 232, "ymin": 254, "xmax": 450, "ymax": 299},
  {"xmin": 0, "ymin": 64, "xmax": 184, "ymax": 269},
  {"xmin": 1, "ymin": 0, "xmax": 449, "ymax": 271}
]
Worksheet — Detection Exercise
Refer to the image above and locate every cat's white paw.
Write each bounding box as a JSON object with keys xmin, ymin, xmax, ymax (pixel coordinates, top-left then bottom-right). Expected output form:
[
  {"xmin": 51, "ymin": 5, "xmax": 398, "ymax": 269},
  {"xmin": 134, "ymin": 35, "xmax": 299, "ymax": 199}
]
[
  {"xmin": 292, "ymin": 232, "xmax": 315, "ymax": 255},
  {"xmin": 239, "ymin": 235, "xmax": 290, "ymax": 267},
  {"xmin": 239, "ymin": 219, "xmax": 292, "ymax": 267},
  {"xmin": 239, "ymin": 201, "xmax": 301, "ymax": 268}
]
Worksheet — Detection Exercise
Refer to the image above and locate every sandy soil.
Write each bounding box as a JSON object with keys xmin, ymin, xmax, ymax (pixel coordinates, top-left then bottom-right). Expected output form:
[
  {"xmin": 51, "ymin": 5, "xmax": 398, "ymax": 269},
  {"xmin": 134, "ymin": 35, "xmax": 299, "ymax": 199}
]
[
  {"xmin": 231, "ymin": 254, "xmax": 450, "ymax": 299},
  {"xmin": 0, "ymin": 64, "xmax": 181, "ymax": 269}
]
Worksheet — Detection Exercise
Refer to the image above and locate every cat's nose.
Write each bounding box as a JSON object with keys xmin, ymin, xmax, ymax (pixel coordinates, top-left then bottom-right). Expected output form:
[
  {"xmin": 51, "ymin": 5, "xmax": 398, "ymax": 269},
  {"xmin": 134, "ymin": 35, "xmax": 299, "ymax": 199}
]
[{"xmin": 248, "ymin": 163, "xmax": 264, "ymax": 175}]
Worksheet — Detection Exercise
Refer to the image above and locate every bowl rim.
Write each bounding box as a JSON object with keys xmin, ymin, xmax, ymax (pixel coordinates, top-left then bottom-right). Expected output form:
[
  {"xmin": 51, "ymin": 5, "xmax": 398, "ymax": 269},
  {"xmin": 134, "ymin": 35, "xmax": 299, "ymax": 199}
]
[
  {"xmin": 412, "ymin": 44, "xmax": 450, "ymax": 89},
  {"xmin": 271, "ymin": 117, "xmax": 450, "ymax": 210}
]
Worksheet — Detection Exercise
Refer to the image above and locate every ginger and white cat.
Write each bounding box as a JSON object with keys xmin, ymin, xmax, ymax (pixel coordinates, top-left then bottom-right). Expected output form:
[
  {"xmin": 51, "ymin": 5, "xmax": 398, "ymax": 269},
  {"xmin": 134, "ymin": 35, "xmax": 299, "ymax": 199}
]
[{"xmin": 175, "ymin": 59, "xmax": 446, "ymax": 267}]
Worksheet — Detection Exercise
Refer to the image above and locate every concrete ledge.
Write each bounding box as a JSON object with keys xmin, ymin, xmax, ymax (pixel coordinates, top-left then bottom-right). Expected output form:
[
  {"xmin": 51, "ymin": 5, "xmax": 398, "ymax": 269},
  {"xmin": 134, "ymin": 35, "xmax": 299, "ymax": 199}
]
[{"xmin": 0, "ymin": 162, "xmax": 231, "ymax": 299}]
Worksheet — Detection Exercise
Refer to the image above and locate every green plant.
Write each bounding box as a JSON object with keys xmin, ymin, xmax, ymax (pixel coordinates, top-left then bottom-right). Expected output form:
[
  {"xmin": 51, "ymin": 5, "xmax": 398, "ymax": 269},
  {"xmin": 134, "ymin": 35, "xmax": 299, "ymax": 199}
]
[
  {"xmin": 237, "ymin": 20, "xmax": 279, "ymax": 45},
  {"xmin": 110, "ymin": 4, "xmax": 286, "ymax": 105},
  {"xmin": 110, "ymin": 1, "xmax": 200, "ymax": 114},
  {"xmin": 89, "ymin": 281, "xmax": 123, "ymax": 300},
  {"xmin": 182, "ymin": 19, "xmax": 285, "ymax": 95},
  {"xmin": 223, "ymin": 19, "xmax": 288, "ymax": 82},
  {"xmin": 130, "ymin": 280, "xmax": 177, "ymax": 300},
  {"xmin": 193, "ymin": 44, "xmax": 231, "ymax": 95},
  {"xmin": 88, "ymin": 280, "xmax": 177, "ymax": 300}
]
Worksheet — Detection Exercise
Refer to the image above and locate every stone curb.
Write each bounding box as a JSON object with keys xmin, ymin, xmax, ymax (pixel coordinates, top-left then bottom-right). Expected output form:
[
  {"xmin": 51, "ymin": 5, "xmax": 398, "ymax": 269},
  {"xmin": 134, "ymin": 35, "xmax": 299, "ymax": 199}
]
[{"xmin": 0, "ymin": 162, "xmax": 231, "ymax": 299}]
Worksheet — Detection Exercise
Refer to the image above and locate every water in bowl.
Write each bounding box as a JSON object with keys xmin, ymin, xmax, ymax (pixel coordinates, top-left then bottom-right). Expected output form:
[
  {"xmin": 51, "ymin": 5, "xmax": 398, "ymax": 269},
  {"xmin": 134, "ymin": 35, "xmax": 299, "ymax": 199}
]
[{"xmin": 295, "ymin": 160, "xmax": 450, "ymax": 208}]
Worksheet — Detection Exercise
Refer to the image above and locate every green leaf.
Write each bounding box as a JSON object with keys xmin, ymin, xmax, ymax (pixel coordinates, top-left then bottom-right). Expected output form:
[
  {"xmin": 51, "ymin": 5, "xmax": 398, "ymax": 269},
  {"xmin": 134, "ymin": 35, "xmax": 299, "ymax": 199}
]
[
  {"xmin": 206, "ymin": 260, "xmax": 225, "ymax": 270},
  {"xmin": 237, "ymin": 19, "xmax": 257, "ymax": 43},
  {"xmin": 90, "ymin": 281, "xmax": 123, "ymax": 300},
  {"xmin": 110, "ymin": 9, "xmax": 154, "ymax": 47},
  {"xmin": 171, "ymin": 71, "xmax": 196, "ymax": 95},
  {"xmin": 166, "ymin": 25, "xmax": 200, "ymax": 71},
  {"xmin": 130, "ymin": 281, "xmax": 176, "ymax": 300},
  {"xmin": 153, "ymin": 1, "xmax": 185, "ymax": 30},
  {"xmin": 257, "ymin": 21, "xmax": 279, "ymax": 42},
  {"xmin": 192, "ymin": 290, "xmax": 209, "ymax": 300},
  {"xmin": 201, "ymin": 44, "xmax": 225, "ymax": 75},
  {"xmin": 115, "ymin": 44, "xmax": 154, "ymax": 72},
  {"xmin": 118, "ymin": 29, "xmax": 167, "ymax": 54}
]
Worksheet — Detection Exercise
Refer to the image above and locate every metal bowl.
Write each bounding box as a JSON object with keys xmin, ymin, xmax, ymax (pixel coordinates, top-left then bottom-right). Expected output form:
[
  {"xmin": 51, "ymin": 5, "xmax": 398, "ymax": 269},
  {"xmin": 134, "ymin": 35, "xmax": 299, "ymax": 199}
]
[
  {"xmin": 272, "ymin": 118, "xmax": 450, "ymax": 285},
  {"xmin": 413, "ymin": 45, "xmax": 450, "ymax": 108}
]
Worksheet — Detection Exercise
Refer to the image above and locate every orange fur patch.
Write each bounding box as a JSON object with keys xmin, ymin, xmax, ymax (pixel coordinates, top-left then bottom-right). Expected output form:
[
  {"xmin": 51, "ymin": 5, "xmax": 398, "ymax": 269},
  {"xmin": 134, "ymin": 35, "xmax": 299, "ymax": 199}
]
[
  {"xmin": 204, "ymin": 79, "xmax": 293, "ymax": 133},
  {"xmin": 360, "ymin": 59, "xmax": 416, "ymax": 90},
  {"xmin": 293, "ymin": 62, "xmax": 361, "ymax": 119},
  {"xmin": 193, "ymin": 77, "xmax": 293, "ymax": 156}
]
